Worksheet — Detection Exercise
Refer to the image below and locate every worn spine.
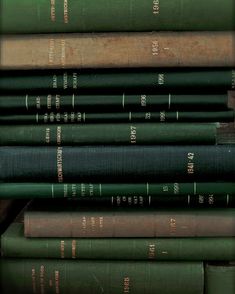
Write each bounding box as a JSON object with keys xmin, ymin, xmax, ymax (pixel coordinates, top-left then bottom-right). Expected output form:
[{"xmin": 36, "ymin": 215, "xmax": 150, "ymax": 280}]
[
  {"xmin": 2, "ymin": 223, "xmax": 235, "ymax": 260},
  {"xmin": 0, "ymin": 182, "xmax": 235, "ymax": 207},
  {"xmin": 24, "ymin": 203, "xmax": 235, "ymax": 237},
  {"xmin": 1, "ymin": 32, "xmax": 234, "ymax": 69}
]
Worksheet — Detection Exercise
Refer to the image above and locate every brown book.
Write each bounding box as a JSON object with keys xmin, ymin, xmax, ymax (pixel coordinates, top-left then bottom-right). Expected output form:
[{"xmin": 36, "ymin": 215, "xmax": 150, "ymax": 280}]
[
  {"xmin": 24, "ymin": 201, "xmax": 235, "ymax": 238},
  {"xmin": 0, "ymin": 32, "xmax": 234, "ymax": 70}
]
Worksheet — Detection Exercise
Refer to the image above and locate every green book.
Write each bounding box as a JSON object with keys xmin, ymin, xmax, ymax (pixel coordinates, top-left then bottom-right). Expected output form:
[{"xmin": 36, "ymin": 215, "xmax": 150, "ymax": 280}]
[
  {"xmin": 24, "ymin": 201, "xmax": 235, "ymax": 237},
  {"xmin": 205, "ymin": 263, "xmax": 235, "ymax": 294},
  {"xmin": 1, "ymin": 145, "xmax": 235, "ymax": 183},
  {"xmin": 2, "ymin": 222, "xmax": 235, "ymax": 260},
  {"xmin": 0, "ymin": 70, "xmax": 234, "ymax": 93},
  {"xmin": 0, "ymin": 123, "xmax": 234, "ymax": 146},
  {"xmin": 0, "ymin": 182, "xmax": 234, "ymax": 208},
  {"xmin": 0, "ymin": 94, "xmax": 233, "ymax": 112},
  {"xmin": 0, "ymin": 0, "xmax": 234, "ymax": 33},
  {"xmin": 0, "ymin": 259, "xmax": 204, "ymax": 294},
  {"xmin": 0, "ymin": 111, "xmax": 234, "ymax": 124}
]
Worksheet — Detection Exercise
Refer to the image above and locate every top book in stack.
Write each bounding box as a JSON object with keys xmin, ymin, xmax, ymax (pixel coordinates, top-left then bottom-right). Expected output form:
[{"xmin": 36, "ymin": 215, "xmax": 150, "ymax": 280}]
[{"xmin": 0, "ymin": 0, "xmax": 234, "ymax": 33}]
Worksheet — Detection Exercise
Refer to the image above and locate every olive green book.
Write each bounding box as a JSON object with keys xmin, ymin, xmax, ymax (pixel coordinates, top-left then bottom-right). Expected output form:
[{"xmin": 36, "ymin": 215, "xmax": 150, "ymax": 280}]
[{"xmin": 0, "ymin": 259, "xmax": 204, "ymax": 294}]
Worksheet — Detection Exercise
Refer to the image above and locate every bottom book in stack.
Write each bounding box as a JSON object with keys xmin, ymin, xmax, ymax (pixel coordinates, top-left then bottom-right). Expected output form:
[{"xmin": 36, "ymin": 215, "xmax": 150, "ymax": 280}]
[{"xmin": 1, "ymin": 199, "xmax": 235, "ymax": 294}]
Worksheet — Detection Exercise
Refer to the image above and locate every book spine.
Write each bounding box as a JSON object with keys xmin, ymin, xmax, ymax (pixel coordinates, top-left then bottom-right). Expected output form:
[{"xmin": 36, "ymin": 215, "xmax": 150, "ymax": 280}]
[
  {"xmin": 0, "ymin": 145, "xmax": 235, "ymax": 182},
  {"xmin": 0, "ymin": 123, "xmax": 220, "ymax": 145},
  {"xmin": 0, "ymin": 111, "xmax": 234, "ymax": 124},
  {"xmin": 0, "ymin": 94, "xmax": 231, "ymax": 111},
  {"xmin": 0, "ymin": 182, "xmax": 235, "ymax": 207},
  {"xmin": 1, "ymin": 32, "xmax": 234, "ymax": 69},
  {"xmin": 205, "ymin": 263, "xmax": 235, "ymax": 294},
  {"xmin": 0, "ymin": 70, "xmax": 234, "ymax": 92},
  {"xmin": 2, "ymin": 223, "xmax": 235, "ymax": 260},
  {"xmin": 0, "ymin": 0, "xmax": 234, "ymax": 33},
  {"xmin": 24, "ymin": 208, "xmax": 235, "ymax": 237},
  {"xmin": 0, "ymin": 259, "xmax": 204, "ymax": 294}
]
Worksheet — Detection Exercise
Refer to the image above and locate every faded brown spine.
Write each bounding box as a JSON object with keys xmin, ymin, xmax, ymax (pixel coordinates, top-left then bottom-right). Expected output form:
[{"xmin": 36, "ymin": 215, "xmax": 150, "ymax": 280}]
[
  {"xmin": 24, "ymin": 209, "xmax": 235, "ymax": 237},
  {"xmin": 0, "ymin": 32, "xmax": 234, "ymax": 69}
]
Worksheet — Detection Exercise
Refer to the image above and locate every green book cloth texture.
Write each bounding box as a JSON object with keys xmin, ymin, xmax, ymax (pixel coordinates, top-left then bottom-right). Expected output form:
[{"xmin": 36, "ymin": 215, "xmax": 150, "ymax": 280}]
[
  {"xmin": 0, "ymin": 259, "xmax": 204, "ymax": 294},
  {"xmin": 0, "ymin": 123, "xmax": 231, "ymax": 145},
  {"xmin": 2, "ymin": 222, "xmax": 235, "ymax": 261},
  {"xmin": 24, "ymin": 202, "xmax": 235, "ymax": 237},
  {"xmin": 0, "ymin": 70, "xmax": 234, "ymax": 92},
  {"xmin": 0, "ymin": 94, "xmax": 233, "ymax": 112},
  {"xmin": 1, "ymin": 145, "xmax": 235, "ymax": 182},
  {"xmin": 0, "ymin": 0, "xmax": 234, "ymax": 33},
  {"xmin": 0, "ymin": 111, "xmax": 234, "ymax": 124},
  {"xmin": 205, "ymin": 263, "xmax": 235, "ymax": 294},
  {"xmin": 0, "ymin": 182, "xmax": 234, "ymax": 208}
]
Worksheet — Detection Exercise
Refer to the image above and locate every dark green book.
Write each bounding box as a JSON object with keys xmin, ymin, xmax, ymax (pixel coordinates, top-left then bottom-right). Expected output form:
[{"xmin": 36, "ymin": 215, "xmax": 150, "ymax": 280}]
[
  {"xmin": 0, "ymin": 259, "xmax": 204, "ymax": 294},
  {"xmin": 0, "ymin": 123, "xmax": 234, "ymax": 146},
  {"xmin": 0, "ymin": 0, "xmax": 234, "ymax": 33},
  {"xmin": 0, "ymin": 69, "xmax": 234, "ymax": 93},
  {"xmin": 24, "ymin": 201, "xmax": 235, "ymax": 237},
  {"xmin": 0, "ymin": 182, "xmax": 234, "ymax": 208},
  {"xmin": 0, "ymin": 93, "xmax": 234, "ymax": 112},
  {"xmin": 1, "ymin": 145, "xmax": 235, "ymax": 182},
  {"xmin": 205, "ymin": 263, "xmax": 235, "ymax": 294},
  {"xmin": 1, "ymin": 111, "xmax": 234, "ymax": 123},
  {"xmin": 2, "ymin": 222, "xmax": 235, "ymax": 260}
]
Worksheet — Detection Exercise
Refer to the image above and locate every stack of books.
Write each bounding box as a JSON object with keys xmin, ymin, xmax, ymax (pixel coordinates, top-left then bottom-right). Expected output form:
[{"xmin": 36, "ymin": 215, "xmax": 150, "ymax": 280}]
[{"xmin": 0, "ymin": 0, "xmax": 235, "ymax": 293}]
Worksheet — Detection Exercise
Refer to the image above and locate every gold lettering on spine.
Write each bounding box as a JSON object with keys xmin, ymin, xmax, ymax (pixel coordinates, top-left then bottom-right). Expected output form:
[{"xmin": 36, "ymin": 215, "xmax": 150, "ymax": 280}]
[
  {"xmin": 148, "ymin": 244, "xmax": 156, "ymax": 259},
  {"xmin": 50, "ymin": 0, "xmax": 56, "ymax": 21},
  {"xmin": 160, "ymin": 111, "xmax": 166, "ymax": 122},
  {"xmin": 47, "ymin": 95, "xmax": 52, "ymax": 110},
  {"xmin": 170, "ymin": 218, "xmax": 177, "ymax": 234},
  {"xmin": 55, "ymin": 271, "xmax": 60, "ymax": 294},
  {"xmin": 123, "ymin": 277, "xmax": 130, "ymax": 293},
  {"xmin": 208, "ymin": 194, "xmax": 214, "ymax": 205},
  {"xmin": 31, "ymin": 267, "xmax": 37, "ymax": 293},
  {"xmin": 99, "ymin": 217, "xmax": 104, "ymax": 228},
  {"xmin": 63, "ymin": 72, "xmax": 68, "ymax": 89},
  {"xmin": 140, "ymin": 95, "xmax": 147, "ymax": 107},
  {"xmin": 61, "ymin": 39, "xmax": 66, "ymax": 68},
  {"xmin": 45, "ymin": 128, "xmax": 51, "ymax": 144},
  {"xmin": 64, "ymin": 0, "xmax": 69, "ymax": 23},
  {"xmin": 40, "ymin": 265, "xmax": 45, "ymax": 294},
  {"xmin": 89, "ymin": 184, "xmax": 94, "ymax": 196},
  {"xmin": 57, "ymin": 147, "xmax": 64, "ymax": 183},
  {"xmin": 153, "ymin": 0, "xmax": 160, "ymax": 14},
  {"xmin": 56, "ymin": 95, "xmax": 61, "ymax": 110},
  {"xmin": 158, "ymin": 73, "xmax": 165, "ymax": 85},
  {"xmin": 173, "ymin": 183, "xmax": 180, "ymax": 194},
  {"xmin": 52, "ymin": 75, "xmax": 58, "ymax": 88},
  {"xmin": 49, "ymin": 39, "xmax": 55, "ymax": 65},
  {"xmin": 73, "ymin": 72, "xmax": 78, "ymax": 89},
  {"xmin": 36, "ymin": 96, "xmax": 41, "ymax": 109},
  {"xmin": 82, "ymin": 216, "xmax": 87, "ymax": 232},
  {"xmin": 187, "ymin": 153, "xmax": 195, "ymax": 174},
  {"xmin": 72, "ymin": 240, "xmax": 76, "ymax": 258},
  {"xmin": 232, "ymin": 70, "xmax": 235, "ymax": 89},
  {"xmin": 57, "ymin": 126, "xmax": 62, "ymax": 145},
  {"xmin": 199, "ymin": 195, "xmax": 204, "ymax": 204},
  {"xmin": 60, "ymin": 240, "xmax": 65, "ymax": 258},
  {"xmin": 152, "ymin": 40, "xmax": 159, "ymax": 56},
  {"xmin": 130, "ymin": 125, "xmax": 137, "ymax": 144},
  {"xmin": 72, "ymin": 184, "xmax": 77, "ymax": 197},
  {"xmin": 91, "ymin": 217, "xmax": 96, "ymax": 231},
  {"xmin": 145, "ymin": 112, "xmax": 151, "ymax": 120}
]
